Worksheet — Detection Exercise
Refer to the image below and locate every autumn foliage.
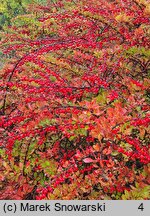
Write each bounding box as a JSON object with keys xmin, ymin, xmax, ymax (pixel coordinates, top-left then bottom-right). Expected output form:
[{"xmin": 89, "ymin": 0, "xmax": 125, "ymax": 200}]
[{"xmin": 0, "ymin": 0, "xmax": 150, "ymax": 200}]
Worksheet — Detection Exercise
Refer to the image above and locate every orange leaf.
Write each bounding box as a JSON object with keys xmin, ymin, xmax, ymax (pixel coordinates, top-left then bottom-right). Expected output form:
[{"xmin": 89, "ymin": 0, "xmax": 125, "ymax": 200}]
[{"xmin": 93, "ymin": 143, "xmax": 100, "ymax": 152}]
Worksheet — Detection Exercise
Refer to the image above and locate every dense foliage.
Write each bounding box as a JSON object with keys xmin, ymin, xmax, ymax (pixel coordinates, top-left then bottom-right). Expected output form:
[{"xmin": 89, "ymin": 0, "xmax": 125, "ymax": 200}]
[
  {"xmin": 0, "ymin": 0, "xmax": 150, "ymax": 200},
  {"xmin": 0, "ymin": 0, "xmax": 47, "ymax": 29}
]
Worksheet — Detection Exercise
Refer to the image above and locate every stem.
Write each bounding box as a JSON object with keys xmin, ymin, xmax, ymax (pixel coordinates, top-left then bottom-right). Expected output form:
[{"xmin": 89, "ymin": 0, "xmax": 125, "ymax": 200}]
[
  {"xmin": 2, "ymin": 56, "xmax": 26, "ymax": 115},
  {"xmin": 23, "ymin": 138, "xmax": 32, "ymax": 176}
]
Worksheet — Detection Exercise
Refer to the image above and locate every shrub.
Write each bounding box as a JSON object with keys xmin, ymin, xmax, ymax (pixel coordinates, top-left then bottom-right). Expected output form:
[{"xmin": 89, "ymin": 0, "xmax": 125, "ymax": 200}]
[{"xmin": 0, "ymin": 0, "xmax": 150, "ymax": 200}]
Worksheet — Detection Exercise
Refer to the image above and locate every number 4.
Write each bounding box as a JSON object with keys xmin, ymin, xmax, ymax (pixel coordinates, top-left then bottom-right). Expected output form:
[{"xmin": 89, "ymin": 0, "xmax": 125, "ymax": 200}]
[{"xmin": 138, "ymin": 203, "xmax": 144, "ymax": 211}]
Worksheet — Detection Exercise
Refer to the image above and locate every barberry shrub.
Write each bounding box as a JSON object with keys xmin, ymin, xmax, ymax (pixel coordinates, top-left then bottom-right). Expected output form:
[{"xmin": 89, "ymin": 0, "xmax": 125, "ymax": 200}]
[{"xmin": 0, "ymin": 0, "xmax": 150, "ymax": 200}]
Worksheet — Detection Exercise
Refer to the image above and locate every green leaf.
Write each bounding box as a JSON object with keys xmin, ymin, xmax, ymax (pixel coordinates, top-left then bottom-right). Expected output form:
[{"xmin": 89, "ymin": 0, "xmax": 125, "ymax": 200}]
[
  {"xmin": 111, "ymin": 151, "xmax": 119, "ymax": 156},
  {"xmin": 69, "ymin": 135, "xmax": 76, "ymax": 141},
  {"xmin": 42, "ymin": 161, "xmax": 50, "ymax": 168},
  {"xmin": 39, "ymin": 118, "xmax": 51, "ymax": 126}
]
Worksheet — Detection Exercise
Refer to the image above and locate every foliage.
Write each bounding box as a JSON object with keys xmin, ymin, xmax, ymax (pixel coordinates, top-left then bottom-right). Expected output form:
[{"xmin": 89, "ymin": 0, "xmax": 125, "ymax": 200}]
[
  {"xmin": 0, "ymin": 0, "xmax": 47, "ymax": 29},
  {"xmin": 0, "ymin": 0, "xmax": 150, "ymax": 200}
]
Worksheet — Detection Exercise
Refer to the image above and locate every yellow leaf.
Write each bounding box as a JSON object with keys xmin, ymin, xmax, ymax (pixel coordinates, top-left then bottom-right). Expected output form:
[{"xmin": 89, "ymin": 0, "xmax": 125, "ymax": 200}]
[
  {"xmin": 115, "ymin": 14, "xmax": 132, "ymax": 23},
  {"xmin": 144, "ymin": 4, "xmax": 150, "ymax": 16},
  {"xmin": 98, "ymin": 133, "xmax": 102, "ymax": 141}
]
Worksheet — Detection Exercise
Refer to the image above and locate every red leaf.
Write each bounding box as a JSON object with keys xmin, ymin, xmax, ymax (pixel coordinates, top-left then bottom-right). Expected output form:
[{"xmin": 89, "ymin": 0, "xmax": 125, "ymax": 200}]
[{"xmin": 83, "ymin": 158, "xmax": 94, "ymax": 163}]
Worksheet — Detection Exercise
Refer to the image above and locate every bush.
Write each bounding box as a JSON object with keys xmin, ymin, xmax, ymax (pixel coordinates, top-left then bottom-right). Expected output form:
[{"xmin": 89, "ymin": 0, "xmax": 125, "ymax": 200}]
[{"xmin": 0, "ymin": 0, "xmax": 150, "ymax": 200}]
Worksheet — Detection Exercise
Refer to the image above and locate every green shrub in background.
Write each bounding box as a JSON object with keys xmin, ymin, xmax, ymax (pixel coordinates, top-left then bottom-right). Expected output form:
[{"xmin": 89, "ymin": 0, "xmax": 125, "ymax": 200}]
[{"xmin": 0, "ymin": 0, "xmax": 47, "ymax": 29}]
